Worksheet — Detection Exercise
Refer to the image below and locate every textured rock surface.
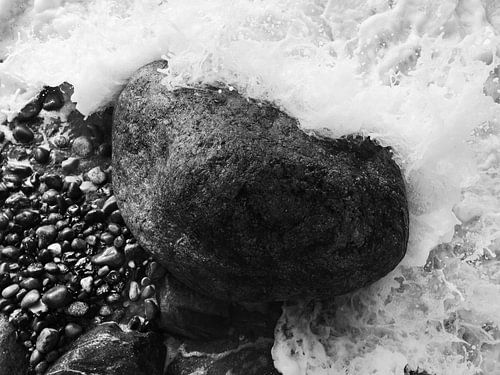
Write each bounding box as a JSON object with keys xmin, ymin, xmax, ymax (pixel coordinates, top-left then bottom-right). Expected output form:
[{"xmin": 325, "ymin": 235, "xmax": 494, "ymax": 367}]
[
  {"xmin": 167, "ymin": 337, "xmax": 279, "ymax": 375},
  {"xmin": 45, "ymin": 323, "xmax": 165, "ymax": 375},
  {"xmin": 157, "ymin": 271, "xmax": 281, "ymax": 340},
  {"xmin": 0, "ymin": 314, "xmax": 28, "ymax": 375},
  {"xmin": 113, "ymin": 60, "xmax": 409, "ymax": 302}
]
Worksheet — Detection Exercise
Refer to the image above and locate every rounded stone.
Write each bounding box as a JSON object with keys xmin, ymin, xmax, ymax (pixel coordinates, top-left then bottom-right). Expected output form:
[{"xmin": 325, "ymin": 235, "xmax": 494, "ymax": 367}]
[
  {"xmin": 12, "ymin": 123, "xmax": 34, "ymax": 143},
  {"xmin": 86, "ymin": 166, "xmax": 106, "ymax": 185},
  {"xmin": 35, "ymin": 328, "xmax": 59, "ymax": 353},
  {"xmin": 20, "ymin": 289, "xmax": 40, "ymax": 308},
  {"xmin": 41, "ymin": 285, "xmax": 70, "ymax": 309},
  {"xmin": 112, "ymin": 61, "xmax": 409, "ymax": 302},
  {"xmin": 33, "ymin": 147, "xmax": 51, "ymax": 164},
  {"xmin": 91, "ymin": 247, "xmax": 124, "ymax": 268},
  {"xmin": 72, "ymin": 136, "xmax": 93, "ymax": 158}
]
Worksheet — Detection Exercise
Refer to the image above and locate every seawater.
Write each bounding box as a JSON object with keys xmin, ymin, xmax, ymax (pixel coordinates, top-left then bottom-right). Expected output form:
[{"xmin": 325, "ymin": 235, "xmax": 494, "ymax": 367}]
[{"xmin": 1, "ymin": 1, "xmax": 500, "ymax": 374}]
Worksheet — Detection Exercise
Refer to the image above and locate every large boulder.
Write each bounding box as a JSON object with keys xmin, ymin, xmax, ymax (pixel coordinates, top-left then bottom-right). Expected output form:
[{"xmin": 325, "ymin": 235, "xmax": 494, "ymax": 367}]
[
  {"xmin": 0, "ymin": 314, "xmax": 28, "ymax": 375},
  {"xmin": 113, "ymin": 60, "xmax": 409, "ymax": 302},
  {"xmin": 45, "ymin": 323, "xmax": 165, "ymax": 375}
]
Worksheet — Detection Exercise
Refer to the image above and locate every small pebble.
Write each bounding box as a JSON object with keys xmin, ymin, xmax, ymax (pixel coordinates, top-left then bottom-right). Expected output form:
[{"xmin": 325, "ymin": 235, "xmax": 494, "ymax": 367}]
[
  {"xmin": 102, "ymin": 196, "xmax": 118, "ymax": 216},
  {"xmin": 47, "ymin": 243, "xmax": 62, "ymax": 257},
  {"xmin": 144, "ymin": 298, "xmax": 160, "ymax": 320},
  {"xmin": 36, "ymin": 225, "xmax": 57, "ymax": 245},
  {"xmin": 17, "ymin": 98, "xmax": 42, "ymax": 121},
  {"xmin": 72, "ymin": 136, "xmax": 93, "ymax": 157},
  {"xmin": 41, "ymin": 285, "xmax": 69, "ymax": 308},
  {"xmin": 2, "ymin": 284, "xmax": 19, "ymax": 298},
  {"xmin": 91, "ymin": 246, "xmax": 125, "ymax": 268},
  {"xmin": 71, "ymin": 238, "xmax": 87, "ymax": 252},
  {"xmin": 87, "ymin": 166, "xmax": 107, "ymax": 185},
  {"xmin": 61, "ymin": 157, "xmax": 79, "ymax": 174},
  {"xmin": 97, "ymin": 266, "xmax": 110, "ymax": 277},
  {"xmin": 43, "ymin": 174, "xmax": 63, "ymax": 190},
  {"xmin": 80, "ymin": 276, "xmax": 93, "ymax": 293},
  {"xmin": 128, "ymin": 281, "xmax": 140, "ymax": 302},
  {"xmin": 64, "ymin": 322, "xmax": 82, "ymax": 339},
  {"xmin": 99, "ymin": 305, "xmax": 113, "ymax": 316},
  {"xmin": 84, "ymin": 208, "xmax": 105, "ymax": 224},
  {"xmin": 33, "ymin": 147, "xmax": 51, "ymax": 164},
  {"xmin": 141, "ymin": 285, "xmax": 156, "ymax": 299},
  {"xmin": 42, "ymin": 89, "xmax": 64, "ymax": 111},
  {"xmin": 127, "ymin": 315, "xmax": 141, "ymax": 330},
  {"xmin": 54, "ymin": 135, "xmax": 69, "ymax": 148},
  {"xmin": 20, "ymin": 277, "xmax": 41, "ymax": 290},
  {"xmin": 65, "ymin": 301, "xmax": 89, "ymax": 317},
  {"xmin": 66, "ymin": 182, "xmax": 83, "ymax": 199},
  {"xmin": 36, "ymin": 328, "xmax": 59, "ymax": 353},
  {"xmin": 20, "ymin": 289, "xmax": 40, "ymax": 308},
  {"xmin": 12, "ymin": 123, "xmax": 34, "ymax": 143},
  {"xmin": 30, "ymin": 349, "xmax": 43, "ymax": 366}
]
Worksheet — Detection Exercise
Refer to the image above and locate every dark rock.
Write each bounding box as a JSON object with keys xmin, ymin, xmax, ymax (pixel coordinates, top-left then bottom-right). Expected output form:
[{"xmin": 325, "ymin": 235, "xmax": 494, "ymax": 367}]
[
  {"xmin": 113, "ymin": 60, "xmax": 409, "ymax": 302},
  {"xmin": 66, "ymin": 182, "xmax": 83, "ymax": 199},
  {"xmin": 102, "ymin": 195, "xmax": 118, "ymax": 216},
  {"xmin": 42, "ymin": 88, "xmax": 64, "ymax": 111},
  {"xmin": 36, "ymin": 225, "xmax": 57, "ymax": 245},
  {"xmin": 0, "ymin": 314, "xmax": 28, "ymax": 375},
  {"xmin": 36, "ymin": 328, "xmax": 59, "ymax": 353},
  {"xmin": 13, "ymin": 123, "xmax": 34, "ymax": 143},
  {"xmin": 45, "ymin": 323, "xmax": 165, "ymax": 375},
  {"xmin": 61, "ymin": 157, "xmax": 79, "ymax": 174},
  {"xmin": 157, "ymin": 272, "xmax": 230, "ymax": 340},
  {"xmin": 43, "ymin": 174, "xmax": 63, "ymax": 191},
  {"xmin": 17, "ymin": 96, "xmax": 43, "ymax": 121},
  {"xmin": 166, "ymin": 337, "xmax": 279, "ymax": 375},
  {"xmin": 84, "ymin": 208, "xmax": 105, "ymax": 224},
  {"xmin": 5, "ymin": 163, "xmax": 32, "ymax": 178},
  {"xmin": 33, "ymin": 147, "xmax": 51, "ymax": 164},
  {"xmin": 42, "ymin": 285, "xmax": 70, "ymax": 308}
]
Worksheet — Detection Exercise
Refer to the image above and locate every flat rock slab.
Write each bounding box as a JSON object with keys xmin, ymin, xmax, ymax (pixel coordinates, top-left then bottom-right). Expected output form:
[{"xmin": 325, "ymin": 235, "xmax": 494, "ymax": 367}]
[
  {"xmin": 113, "ymin": 60, "xmax": 409, "ymax": 302},
  {"xmin": 0, "ymin": 314, "xmax": 28, "ymax": 375},
  {"xmin": 45, "ymin": 323, "xmax": 165, "ymax": 375}
]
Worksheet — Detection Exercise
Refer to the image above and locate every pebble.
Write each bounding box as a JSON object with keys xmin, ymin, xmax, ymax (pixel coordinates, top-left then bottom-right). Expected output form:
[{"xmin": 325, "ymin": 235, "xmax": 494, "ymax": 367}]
[
  {"xmin": 42, "ymin": 90, "xmax": 64, "ymax": 111},
  {"xmin": 141, "ymin": 285, "xmax": 156, "ymax": 299},
  {"xmin": 26, "ymin": 263, "xmax": 44, "ymax": 277},
  {"xmin": 91, "ymin": 247, "xmax": 125, "ymax": 268},
  {"xmin": 30, "ymin": 349, "xmax": 43, "ymax": 366},
  {"xmin": 47, "ymin": 243, "xmax": 62, "ymax": 257},
  {"xmin": 87, "ymin": 166, "xmax": 107, "ymax": 185},
  {"xmin": 13, "ymin": 123, "xmax": 35, "ymax": 143},
  {"xmin": 66, "ymin": 182, "xmax": 83, "ymax": 199},
  {"xmin": 97, "ymin": 266, "xmax": 110, "ymax": 277},
  {"xmin": 43, "ymin": 174, "xmax": 63, "ymax": 190},
  {"xmin": 6, "ymin": 163, "xmax": 33, "ymax": 178},
  {"xmin": 5, "ymin": 191, "xmax": 30, "ymax": 208},
  {"xmin": 64, "ymin": 322, "xmax": 82, "ymax": 339},
  {"xmin": 127, "ymin": 315, "xmax": 141, "ymax": 330},
  {"xmin": 124, "ymin": 243, "xmax": 146, "ymax": 261},
  {"xmin": 41, "ymin": 285, "xmax": 69, "ymax": 309},
  {"xmin": 71, "ymin": 238, "xmax": 87, "ymax": 252},
  {"xmin": 2, "ymin": 283, "xmax": 20, "ymax": 298},
  {"xmin": 54, "ymin": 135, "xmax": 69, "ymax": 148},
  {"xmin": 59, "ymin": 228, "xmax": 75, "ymax": 241},
  {"xmin": 36, "ymin": 225, "xmax": 58, "ymax": 244},
  {"xmin": 144, "ymin": 298, "xmax": 159, "ymax": 320},
  {"xmin": 128, "ymin": 281, "xmax": 140, "ymax": 302},
  {"xmin": 20, "ymin": 289, "xmax": 40, "ymax": 308},
  {"xmin": 72, "ymin": 136, "xmax": 93, "ymax": 157},
  {"xmin": 44, "ymin": 262, "xmax": 59, "ymax": 274},
  {"xmin": 35, "ymin": 361, "xmax": 49, "ymax": 374},
  {"xmin": 33, "ymin": 147, "xmax": 51, "ymax": 164},
  {"xmin": 14, "ymin": 209, "xmax": 40, "ymax": 228},
  {"xmin": 17, "ymin": 98, "xmax": 42, "ymax": 121},
  {"xmin": 84, "ymin": 208, "xmax": 105, "ymax": 224},
  {"xmin": 36, "ymin": 328, "xmax": 59, "ymax": 353},
  {"xmin": 1, "ymin": 245, "xmax": 21, "ymax": 260},
  {"xmin": 61, "ymin": 157, "xmax": 79, "ymax": 174},
  {"xmin": 80, "ymin": 276, "xmax": 93, "ymax": 293},
  {"xmin": 20, "ymin": 277, "xmax": 42, "ymax": 290},
  {"xmin": 99, "ymin": 305, "xmax": 113, "ymax": 316},
  {"xmin": 65, "ymin": 301, "xmax": 89, "ymax": 317},
  {"xmin": 102, "ymin": 195, "xmax": 118, "ymax": 216}
]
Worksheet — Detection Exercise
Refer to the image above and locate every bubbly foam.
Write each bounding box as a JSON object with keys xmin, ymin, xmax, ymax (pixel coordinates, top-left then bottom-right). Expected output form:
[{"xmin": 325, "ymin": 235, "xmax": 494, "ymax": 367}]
[{"xmin": 1, "ymin": 0, "xmax": 500, "ymax": 374}]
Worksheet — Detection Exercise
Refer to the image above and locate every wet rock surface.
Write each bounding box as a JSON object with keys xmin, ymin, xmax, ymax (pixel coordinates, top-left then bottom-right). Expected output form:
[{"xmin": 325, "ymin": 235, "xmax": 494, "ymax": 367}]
[
  {"xmin": 0, "ymin": 314, "xmax": 28, "ymax": 375},
  {"xmin": 45, "ymin": 322, "xmax": 165, "ymax": 375},
  {"xmin": 113, "ymin": 60, "xmax": 409, "ymax": 302},
  {"xmin": 167, "ymin": 337, "xmax": 279, "ymax": 375}
]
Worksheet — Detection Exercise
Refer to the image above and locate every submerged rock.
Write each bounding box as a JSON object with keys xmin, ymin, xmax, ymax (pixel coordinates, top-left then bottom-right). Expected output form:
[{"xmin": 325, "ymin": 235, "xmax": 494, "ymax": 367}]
[
  {"xmin": 0, "ymin": 314, "xmax": 28, "ymax": 375},
  {"xmin": 113, "ymin": 60, "xmax": 409, "ymax": 302},
  {"xmin": 45, "ymin": 323, "xmax": 165, "ymax": 375},
  {"xmin": 167, "ymin": 337, "xmax": 279, "ymax": 375}
]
